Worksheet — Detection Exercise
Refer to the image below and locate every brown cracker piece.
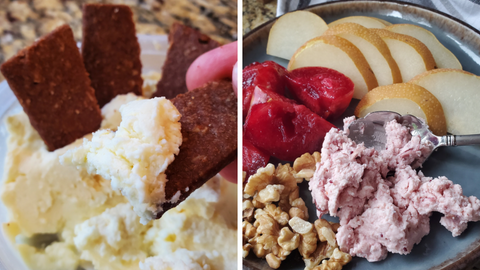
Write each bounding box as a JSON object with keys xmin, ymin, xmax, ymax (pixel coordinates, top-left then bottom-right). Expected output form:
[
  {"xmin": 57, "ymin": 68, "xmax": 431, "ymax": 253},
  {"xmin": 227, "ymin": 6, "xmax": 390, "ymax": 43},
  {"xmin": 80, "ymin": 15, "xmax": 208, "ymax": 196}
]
[
  {"xmin": 82, "ymin": 3, "xmax": 143, "ymax": 107},
  {"xmin": 152, "ymin": 22, "xmax": 220, "ymax": 99},
  {"xmin": 0, "ymin": 25, "xmax": 102, "ymax": 151},
  {"xmin": 156, "ymin": 80, "xmax": 237, "ymax": 218}
]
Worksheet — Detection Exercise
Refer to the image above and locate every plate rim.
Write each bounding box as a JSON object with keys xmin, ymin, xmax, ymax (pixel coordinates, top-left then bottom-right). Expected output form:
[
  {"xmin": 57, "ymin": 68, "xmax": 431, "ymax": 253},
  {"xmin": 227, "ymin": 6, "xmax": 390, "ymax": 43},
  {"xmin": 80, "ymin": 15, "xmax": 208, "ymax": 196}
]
[
  {"xmin": 242, "ymin": 1, "xmax": 480, "ymax": 269},
  {"xmin": 244, "ymin": 0, "xmax": 480, "ymax": 44}
]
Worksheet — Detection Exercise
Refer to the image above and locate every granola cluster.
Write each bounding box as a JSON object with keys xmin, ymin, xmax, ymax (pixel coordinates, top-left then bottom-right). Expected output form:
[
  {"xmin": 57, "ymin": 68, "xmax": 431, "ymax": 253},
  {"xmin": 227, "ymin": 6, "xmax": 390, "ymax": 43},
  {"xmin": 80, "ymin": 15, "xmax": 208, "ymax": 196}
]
[{"xmin": 242, "ymin": 152, "xmax": 352, "ymax": 270}]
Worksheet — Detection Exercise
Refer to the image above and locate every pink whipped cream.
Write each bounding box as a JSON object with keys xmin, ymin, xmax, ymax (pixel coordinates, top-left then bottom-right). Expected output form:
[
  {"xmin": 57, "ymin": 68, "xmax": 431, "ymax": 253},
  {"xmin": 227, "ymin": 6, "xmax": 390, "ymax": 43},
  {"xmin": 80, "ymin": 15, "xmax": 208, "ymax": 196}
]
[{"xmin": 310, "ymin": 117, "xmax": 480, "ymax": 262}]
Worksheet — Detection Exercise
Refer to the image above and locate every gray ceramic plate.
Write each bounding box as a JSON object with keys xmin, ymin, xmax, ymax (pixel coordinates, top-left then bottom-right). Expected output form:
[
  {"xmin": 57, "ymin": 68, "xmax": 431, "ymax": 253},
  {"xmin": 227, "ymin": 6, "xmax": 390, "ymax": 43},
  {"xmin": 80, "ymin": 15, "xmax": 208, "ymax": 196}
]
[{"xmin": 243, "ymin": 1, "xmax": 480, "ymax": 269}]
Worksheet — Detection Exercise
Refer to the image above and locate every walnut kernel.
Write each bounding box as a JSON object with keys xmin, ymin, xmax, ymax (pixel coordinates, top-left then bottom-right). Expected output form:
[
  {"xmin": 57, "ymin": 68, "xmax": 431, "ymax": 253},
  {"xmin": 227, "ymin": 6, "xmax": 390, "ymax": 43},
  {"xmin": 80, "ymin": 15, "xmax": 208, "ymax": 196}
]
[
  {"xmin": 243, "ymin": 221, "xmax": 256, "ymax": 239},
  {"xmin": 266, "ymin": 253, "xmax": 282, "ymax": 269},
  {"xmin": 256, "ymin": 184, "xmax": 285, "ymax": 204},
  {"xmin": 290, "ymin": 217, "xmax": 317, "ymax": 258},
  {"xmin": 244, "ymin": 163, "xmax": 275, "ymax": 197},
  {"xmin": 243, "ymin": 243, "xmax": 252, "ymax": 258},
  {"xmin": 289, "ymin": 216, "xmax": 313, "ymax": 235},
  {"xmin": 314, "ymin": 219, "xmax": 336, "ymax": 246},
  {"xmin": 264, "ymin": 204, "xmax": 289, "ymax": 226},
  {"xmin": 293, "ymin": 152, "xmax": 321, "ymax": 180},
  {"xmin": 314, "ymin": 248, "xmax": 352, "ymax": 270},
  {"xmin": 242, "ymin": 160, "xmax": 350, "ymax": 270},
  {"xmin": 304, "ymin": 241, "xmax": 334, "ymax": 270},
  {"xmin": 277, "ymin": 227, "xmax": 300, "ymax": 252},
  {"xmin": 290, "ymin": 197, "xmax": 309, "ymax": 220},
  {"xmin": 275, "ymin": 163, "xmax": 300, "ymax": 192},
  {"xmin": 243, "ymin": 199, "xmax": 254, "ymax": 222}
]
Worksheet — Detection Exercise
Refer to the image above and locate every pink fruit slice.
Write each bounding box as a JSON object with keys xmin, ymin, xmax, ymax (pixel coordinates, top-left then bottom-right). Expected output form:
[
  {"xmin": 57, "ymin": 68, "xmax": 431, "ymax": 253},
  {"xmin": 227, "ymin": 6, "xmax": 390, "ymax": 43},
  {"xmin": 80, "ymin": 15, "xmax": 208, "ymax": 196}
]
[
  {"xmin": 243, "ymin": 138, "xmax": 270, "ymax": 181},
  {"xmin": 242, "ymin": 61, "xmax": 287, "ymax": 120},
  {"xmin": 248, "ymin": 86, "xmax": 296, "ymax": 115},
  {"xmin": 286, "ymin": 67, "xmax": 354, "ymax": 120},
  {"xmin": 244, "ymin": 99, "xmax": 336, "ymax": 162}
]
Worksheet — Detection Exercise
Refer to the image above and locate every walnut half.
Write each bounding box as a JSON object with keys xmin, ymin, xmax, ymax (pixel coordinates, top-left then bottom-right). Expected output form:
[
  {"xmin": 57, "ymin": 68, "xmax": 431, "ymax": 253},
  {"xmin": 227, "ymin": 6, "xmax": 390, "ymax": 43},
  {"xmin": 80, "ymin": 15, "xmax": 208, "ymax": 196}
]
[
  {"xmin": 313, "ymin": 248, "xmax": 352, "ymax": 270},
  {"xmin": 278, "ymin": 227, "xmax": 300, "ymax": 252},
  {"xmin": 242, "ymin": 156, "xmax": 351, "ymax": 270},
  {"xmin": 289, "ymin": 217, "xmax": 317, "ymax": 258},
  {"xmin": 243, "ymin": 199, "xmax": 255, "ymax": 222},
  {"xmin": 293, "ymin": 152, "xmax": 321, "ymax": 181}
]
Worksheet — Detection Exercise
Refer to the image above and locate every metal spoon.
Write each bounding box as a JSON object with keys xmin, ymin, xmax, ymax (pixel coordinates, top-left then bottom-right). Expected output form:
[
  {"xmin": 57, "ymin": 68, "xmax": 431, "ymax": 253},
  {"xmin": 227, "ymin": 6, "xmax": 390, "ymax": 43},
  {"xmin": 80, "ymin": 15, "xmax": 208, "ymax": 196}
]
[{"xmin": 346, "ymin": 111, "xmax": 480, "ymax": 161}]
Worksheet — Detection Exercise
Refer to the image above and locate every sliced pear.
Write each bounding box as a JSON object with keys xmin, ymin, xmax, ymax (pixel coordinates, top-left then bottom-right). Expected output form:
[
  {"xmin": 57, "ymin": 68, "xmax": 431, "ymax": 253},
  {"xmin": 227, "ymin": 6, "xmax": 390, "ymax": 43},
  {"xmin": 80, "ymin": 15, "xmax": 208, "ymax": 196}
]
[
  {"xmin": 267, "ymin": 10, "xmax": 328, "ymax": 60},
  {"xmin": 288, "ymin": 35, "xmax": 378, "ymax": 99},
  {"xmin": 370, "ymin": 29, "xmax": 436, "ymax": 82},
  {"xmin": 329, "ymin": 16, "xmax": 390, "ymax": 28},
  {"xmin": 324, "ymin": 23, "xmax": 402, "ymax": 86},
  {"xmin": 385, "ymin": 24, "xmax": 462, "ymax": 69},
  {"xmin": 374, "ymin": 17, "xmax": 392, "ymax": 26},
  {"xmin": 355, "ymin": 83, "xmax": 447, "ymax": 135},
  {"xmin": 409, "ymin": 69, "xmax": 480, "ymax": 134}
]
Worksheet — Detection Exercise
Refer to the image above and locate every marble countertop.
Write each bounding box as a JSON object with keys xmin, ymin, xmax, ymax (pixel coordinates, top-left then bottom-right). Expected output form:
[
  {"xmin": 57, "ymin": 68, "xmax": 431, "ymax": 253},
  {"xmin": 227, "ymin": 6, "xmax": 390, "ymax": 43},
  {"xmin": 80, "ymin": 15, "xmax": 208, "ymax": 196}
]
[
  {"xmin": 243, "ymin": 0, "xmax": 276, "ymax": 35},
  {"xmin": 0, "ymin": 0, "xmax": 237, "ymax": 68}
]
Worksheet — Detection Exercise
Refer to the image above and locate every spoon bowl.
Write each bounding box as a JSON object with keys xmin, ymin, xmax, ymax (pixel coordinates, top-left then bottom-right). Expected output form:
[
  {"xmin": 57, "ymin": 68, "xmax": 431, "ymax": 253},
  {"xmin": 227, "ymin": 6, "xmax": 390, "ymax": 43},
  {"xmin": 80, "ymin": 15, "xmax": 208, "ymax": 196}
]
[{"xmin": 346, "ymin": 111, "xmax": 480, "ymax": 164}]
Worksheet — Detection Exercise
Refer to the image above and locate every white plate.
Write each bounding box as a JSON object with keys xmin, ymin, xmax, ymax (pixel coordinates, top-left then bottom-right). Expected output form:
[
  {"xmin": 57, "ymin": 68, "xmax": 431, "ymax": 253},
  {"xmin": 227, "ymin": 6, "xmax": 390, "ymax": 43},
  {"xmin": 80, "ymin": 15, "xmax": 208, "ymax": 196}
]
[{"xmin": 0, "ymin": 34, "xmax": 168, "ymax": 270}]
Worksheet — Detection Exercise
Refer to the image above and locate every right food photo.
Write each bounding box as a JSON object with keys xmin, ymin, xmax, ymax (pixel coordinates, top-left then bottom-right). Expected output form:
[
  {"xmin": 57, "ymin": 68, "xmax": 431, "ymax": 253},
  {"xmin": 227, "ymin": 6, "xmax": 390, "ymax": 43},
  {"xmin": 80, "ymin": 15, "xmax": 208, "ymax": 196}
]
[{"xmin": 242, "ymin": 1, "xmax": 480, "ymax": 270}]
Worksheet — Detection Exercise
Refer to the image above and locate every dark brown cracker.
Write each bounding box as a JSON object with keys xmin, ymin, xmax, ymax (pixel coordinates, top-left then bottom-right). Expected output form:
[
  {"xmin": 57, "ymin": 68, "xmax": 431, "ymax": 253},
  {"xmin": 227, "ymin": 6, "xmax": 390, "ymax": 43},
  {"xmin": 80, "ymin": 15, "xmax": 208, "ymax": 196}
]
[
  {"xmin": 156, "ymin": 80, "xmax": 237, "ymax": 218},
  {"xmin": 152, "ymin": 22, "xmax": 220, "ymax": 99},
  {"xmin": 0, "ymin": 25, "xmax": 102, "ymax": 151},
  {"xmin": 82, "ymin": 3, "xmax": 143, "ymax": 107}
]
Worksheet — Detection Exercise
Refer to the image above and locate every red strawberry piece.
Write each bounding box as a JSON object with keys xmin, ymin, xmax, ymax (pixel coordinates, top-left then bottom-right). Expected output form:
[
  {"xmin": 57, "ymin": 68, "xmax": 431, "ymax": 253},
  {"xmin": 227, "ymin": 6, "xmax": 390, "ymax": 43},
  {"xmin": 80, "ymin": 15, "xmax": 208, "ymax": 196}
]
[
  {"xmin": 243, "ymin": 138, "xmax": 270, "ymax": 181},
  {"xmin": 242, "ymin": 61, "xmax": 287, "ymax": 120},
  {"xmin": 285, "ymin": 67, "xmax": 354, "ymax": 121},
  {"xmin": 244, "ymin": 99, "xmax": 336, "ymax": 162}
]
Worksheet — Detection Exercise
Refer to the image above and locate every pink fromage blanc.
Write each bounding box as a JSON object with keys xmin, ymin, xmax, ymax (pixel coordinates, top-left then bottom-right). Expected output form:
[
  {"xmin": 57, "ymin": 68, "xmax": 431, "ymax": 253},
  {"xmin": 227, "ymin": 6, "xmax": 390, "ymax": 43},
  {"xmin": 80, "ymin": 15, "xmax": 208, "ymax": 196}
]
[{"xmin": 309, "ymin": 117, "xmax": 480, "ymax": 262}]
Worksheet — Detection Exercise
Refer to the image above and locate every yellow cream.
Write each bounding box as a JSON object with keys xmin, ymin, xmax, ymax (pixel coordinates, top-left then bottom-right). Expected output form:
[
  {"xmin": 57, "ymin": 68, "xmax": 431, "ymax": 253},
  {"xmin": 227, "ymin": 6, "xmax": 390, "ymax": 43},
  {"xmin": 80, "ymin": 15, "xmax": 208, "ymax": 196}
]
[
  {"xmin": 61, "ymin": 97, "xmax": 182, "ymax": 224},
  {"xmin": 73, "ymin": 203, "xmax": 150, "ymax": 270},
  {"xmin": 141, "ymin": 177, "xmax": 237, "ymax": 270},
  {"xmin": 16, "ymin": 242, "xmax": 79, "ymax": 270},
  {"xmin": 100, "ymin": 93, "xmax": 144, "ymax": 131},
  {"xmin": 1, "ymin": 113, "xmax": 125, "ymax": 238},
  {"xmin": 1, "ymin": 94, "xmax": 237, "ymax": 270}
]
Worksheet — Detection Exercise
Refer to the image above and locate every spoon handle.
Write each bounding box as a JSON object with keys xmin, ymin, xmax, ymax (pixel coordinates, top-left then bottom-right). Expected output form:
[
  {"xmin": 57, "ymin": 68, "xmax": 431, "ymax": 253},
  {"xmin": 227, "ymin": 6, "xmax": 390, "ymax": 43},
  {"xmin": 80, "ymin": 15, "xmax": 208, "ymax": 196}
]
[{"xmin": 443, "ymin": 134, "xmax": 480, "ymax": 146}]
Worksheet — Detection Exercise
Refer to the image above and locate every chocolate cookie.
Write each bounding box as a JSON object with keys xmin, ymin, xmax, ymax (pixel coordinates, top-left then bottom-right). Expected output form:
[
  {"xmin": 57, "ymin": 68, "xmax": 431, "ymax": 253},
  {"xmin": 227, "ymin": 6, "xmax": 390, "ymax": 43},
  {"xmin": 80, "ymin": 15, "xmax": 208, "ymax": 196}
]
[
  {"xmin": 156, "ymin": 80, "xmax": 237, "ymax": 218},
  {"xmin": 82, "ymin": 3, "xmax": 143, "ymax": 107},
  {"xmin": 0, "ymin": 25, "xmax": 102, "ymax": 151},
  {"xmin": 153, "ymin": 23, "xmax": 220, "ymax": 99}
]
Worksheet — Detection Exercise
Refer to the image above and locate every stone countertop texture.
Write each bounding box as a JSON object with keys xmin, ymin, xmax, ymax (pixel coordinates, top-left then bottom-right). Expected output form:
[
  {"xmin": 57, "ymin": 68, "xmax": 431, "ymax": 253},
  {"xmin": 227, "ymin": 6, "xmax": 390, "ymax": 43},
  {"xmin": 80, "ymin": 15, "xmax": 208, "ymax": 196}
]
[
  {"xmin": 0, "ymin": 0, "xmax": 237, "ymax": 68},
  {"xmin": 242, "ymin": 0, "xmax": 275, "ymax": 35}
]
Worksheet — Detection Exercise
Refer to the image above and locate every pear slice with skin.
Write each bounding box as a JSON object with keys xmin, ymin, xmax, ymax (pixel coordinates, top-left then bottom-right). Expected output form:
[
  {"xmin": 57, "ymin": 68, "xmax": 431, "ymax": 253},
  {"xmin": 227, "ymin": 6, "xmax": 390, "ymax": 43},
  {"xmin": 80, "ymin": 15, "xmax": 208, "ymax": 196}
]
[
  {"xmin": 288, "ymin": 35, "xmax": 378, "ymax": 99},
  {"xmin": 266, "ymin": 10, "xmax": 328, "ymax": 60},
  {"xmin": 374, "ymin": 17, "xmax": 392, "ymax": 26},
  {"xmin": 355, "ymin": 83, "xmax": 447, "ymax": 135},
  {"xmin": 385, "ymin": 24, "xmax": 462, "ymax": 69},
  {"xmin": 329, "ymin": 16, "xmax": 390, "ymax": 28},
  {"xmin": 324, "ymin": 23, "xmax": 402, "ymax": 86},
  {"xmin": 370, "ymin": 29, "xmax": 436, "ymax": 82},
  {"xmin": 409, "ymin": 69, "xmax": 480, "ymax": 135}
]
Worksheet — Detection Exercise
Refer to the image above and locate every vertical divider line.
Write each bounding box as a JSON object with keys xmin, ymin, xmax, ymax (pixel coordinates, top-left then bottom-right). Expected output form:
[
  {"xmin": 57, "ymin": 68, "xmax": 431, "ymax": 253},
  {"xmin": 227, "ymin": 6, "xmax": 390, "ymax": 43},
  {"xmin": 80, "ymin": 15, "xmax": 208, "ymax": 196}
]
[{"xmin": 237, "ymin": 0, "xmax": 244, "ymax": 269}]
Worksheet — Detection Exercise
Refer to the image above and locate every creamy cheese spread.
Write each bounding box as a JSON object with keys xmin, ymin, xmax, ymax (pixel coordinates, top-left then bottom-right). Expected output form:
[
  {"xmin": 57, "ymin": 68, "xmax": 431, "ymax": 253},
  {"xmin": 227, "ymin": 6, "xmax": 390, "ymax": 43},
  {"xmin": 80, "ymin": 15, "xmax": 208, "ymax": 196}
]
[
  {"xmin": 310, "ymin": 117, "xmax": 480, "ymax": 261},
  {"xmin": 1, "ymin": 113, "xmax": 124, "ymax": 238},
  {"xmin": 100, "ymin": 93, "xmax": 144, "ymax": 131},
  {"xmin": 61, "ymin": 97, "xmax": 182, "ymax": 224},
  {"xmin": 1, "ymin": 94, "xmax": 237, "ymax": 270},
  {"xmin": 140, "ymin": 178, "xmax": 237, "ymax": 270},
  {"xmin": 141, "ymin": 71, "xmax": 162, "ymax": 98}
]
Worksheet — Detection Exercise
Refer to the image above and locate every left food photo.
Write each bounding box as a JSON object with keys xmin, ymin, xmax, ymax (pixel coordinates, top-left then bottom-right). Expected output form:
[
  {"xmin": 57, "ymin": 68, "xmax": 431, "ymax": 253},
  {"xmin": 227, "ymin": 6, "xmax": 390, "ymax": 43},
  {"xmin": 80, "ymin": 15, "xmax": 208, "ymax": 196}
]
[{"xmin": 0, "ymin": 1, "xmax": 238, "ymax": 269}]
